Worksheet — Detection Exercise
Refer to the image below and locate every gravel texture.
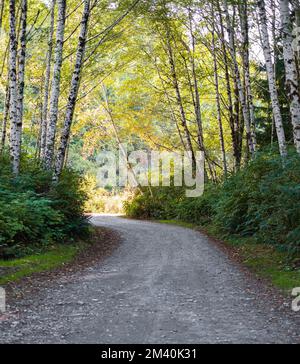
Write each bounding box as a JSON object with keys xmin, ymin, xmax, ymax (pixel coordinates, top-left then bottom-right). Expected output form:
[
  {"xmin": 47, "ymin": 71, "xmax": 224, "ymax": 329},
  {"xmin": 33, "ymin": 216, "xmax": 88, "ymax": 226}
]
[{"xmin": 0, "ymin": 215, "xmax": 299, "ymax": 344}]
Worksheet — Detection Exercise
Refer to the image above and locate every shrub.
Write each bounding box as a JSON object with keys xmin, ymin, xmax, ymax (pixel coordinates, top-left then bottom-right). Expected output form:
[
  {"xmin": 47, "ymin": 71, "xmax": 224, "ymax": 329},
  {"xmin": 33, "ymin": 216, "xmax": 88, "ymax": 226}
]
[
  {"xmin": 124, "ymin": 186, "xmax": 185, "ymax": 219},
  {"xmin": 0, "ymin": 154, "xmax": 89, "ymax": 259},
  {"xmin": 124, "ymin": 149, "xmax": 300, "ymax": 255}
]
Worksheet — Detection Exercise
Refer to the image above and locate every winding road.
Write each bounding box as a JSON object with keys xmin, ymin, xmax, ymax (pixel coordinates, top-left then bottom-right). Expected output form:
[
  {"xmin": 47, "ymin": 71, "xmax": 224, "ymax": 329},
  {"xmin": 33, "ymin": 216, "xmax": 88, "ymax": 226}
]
[{"xmin": 0, "ymin": 215, "xmax": 299, "ymax": 343}]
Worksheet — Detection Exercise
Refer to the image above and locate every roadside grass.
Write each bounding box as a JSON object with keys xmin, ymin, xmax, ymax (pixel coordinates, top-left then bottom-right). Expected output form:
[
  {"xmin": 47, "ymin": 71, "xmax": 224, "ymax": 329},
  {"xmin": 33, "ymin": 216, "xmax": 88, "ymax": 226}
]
[
  {"xmin": 158, "ymin": 220, "xmax": 300, "ymax": 294},
  {"xmin": 0, "ymin": 243, "xmax": 85, "ymax": 286}
]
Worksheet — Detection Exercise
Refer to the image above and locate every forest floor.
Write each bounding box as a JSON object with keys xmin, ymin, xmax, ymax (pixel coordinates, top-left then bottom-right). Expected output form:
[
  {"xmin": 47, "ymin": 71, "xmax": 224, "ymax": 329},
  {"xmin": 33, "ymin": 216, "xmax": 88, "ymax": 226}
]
[{"xmin": 0, "ymin": 215, "xmax": 299, "ymax": 343}]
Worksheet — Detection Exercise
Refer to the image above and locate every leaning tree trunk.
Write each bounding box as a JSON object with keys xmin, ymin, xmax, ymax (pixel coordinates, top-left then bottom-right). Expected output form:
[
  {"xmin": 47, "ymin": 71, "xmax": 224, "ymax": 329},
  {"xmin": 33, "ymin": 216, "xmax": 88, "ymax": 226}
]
[
  {"xmin": 40, "ymin": 0, "xmax": 56, "ymax": 160},
  {"xmin": 16, "ymin": 0, "xmax": 28, "ymax": 158},
  {"xmin": 44, "ymin": 0, "xmax": 66, "ymax": 170},
  {"xmin": 166, "ymin": 31, "xmax": 196, "ymax": 170},
  {"xmin": 53, "ymin": 0, "xmax": 91, "ymax": 181},
  {"xmin": 279, "ymin": 0, "xmax": 300, "ymax": 154},
  {"xmin": 9, "ymin": 0, "xmax": 20, "ymax": 175},
  {"xmin": 223, "ymin": 0, "xmax": 255, "ymax": 158},
  {"xmin": 257, "ymin": 0, "xmax": 287, "ymax": 158}
]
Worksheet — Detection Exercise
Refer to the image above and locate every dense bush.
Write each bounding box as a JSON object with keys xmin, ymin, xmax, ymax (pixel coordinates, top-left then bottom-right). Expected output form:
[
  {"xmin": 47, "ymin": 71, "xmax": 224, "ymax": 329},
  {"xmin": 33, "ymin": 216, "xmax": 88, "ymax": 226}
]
[
  {"xmin": 124, "ymin": 150, "xmax": 300, "ymax": 254},
  {"xmin": 0, "ymin": 155, "xmax": 89, "ymax": 259},
  {"xmin": 124, "ymin": 186, "xmax": 185, "ymax": 219}
]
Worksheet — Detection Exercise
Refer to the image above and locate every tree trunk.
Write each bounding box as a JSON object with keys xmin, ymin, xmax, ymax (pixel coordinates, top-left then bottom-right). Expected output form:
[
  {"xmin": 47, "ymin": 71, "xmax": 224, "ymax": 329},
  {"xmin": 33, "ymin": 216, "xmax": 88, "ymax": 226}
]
[
  {"xmin": 166, "ymin": 31, "xmax": 196, "ymax": 170},
  {"xmin": 44, "ymin": 0, "xmax": 66, "ymax": 169},
  {"xmin": 279, "ymin": 0, "xmax": 300, "ymax": 154},
  {"xmin": 9, "ymin": 0, "xmax": 20, "ymax": 175},
  {"xmin": 0, "ymin": 82, "xmax": 10, "ymax": 154},
  {"xmin": 16, "ymin": 0, "xmax": 27, "ymax": 159},
  {"xmin": 223, "ymin": 0, "xmax": 255, "ymax": 157},
  {"xmin": 216, "ymin": 0, "xmax": 240, "ymax": 170},
  {"xmin": 212, "ymin": 11, "xmax": 228, "ymax": 177},
  {"xmin": 257, "ymin": 0, "xmax": 287, "ymax": 158},
  {"xmin": 40, "ymin": 0, "xmax": 56, "ymax": 160},
  {"xmin": 0, "ymin": 0, "xmax": 5, "ymax": 36},
  {"xmin": 188, "ymin": 9, "xmax": 204, "ymax": 153},
  {"xmin": 53, "ymin": 0, "xmax": 90, "ymax": 181},
  {"xmin": 238, "ymin": 0, "xmax": 257, "ymax": 153}
]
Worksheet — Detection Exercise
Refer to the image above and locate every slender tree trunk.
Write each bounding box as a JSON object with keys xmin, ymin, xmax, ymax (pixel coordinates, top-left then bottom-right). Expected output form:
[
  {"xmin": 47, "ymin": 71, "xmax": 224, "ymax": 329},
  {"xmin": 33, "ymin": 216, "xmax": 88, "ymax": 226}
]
[
  {"xmin": 9, "ymin": 0, "xmax": 20, "ymax": 175},
  {"xmin": 101, "ymin": 84, "xmax": 143, "ymax": 193},
  {"xmin": 40, "ymin": 0, "xmax": 56, "ymax": 160},
  {"xmin": 223, "ymin": 0, "xmax": 255, "ymax": 157},
  {"xmin": 257, "ymin": 0, "xmax": 287, "ymax": 157},
  {"xmin": 15, "ymin": 0, "xmax": 27, "ymax": 158},
  {"xmin": 153, "ymin": 56, "xmax": 187, "ymax": 152},
  {"xmin": 216, "ymin": 0, "xmax": 240, "ymax": 170},
  {"xmin": 53, "ymin": 0, "xmax": 91, "ymax": 181},
  {"xmin": 0, "ymin": 0, "xmax": 4, "ymax": 36},
  {"xmin": 0, "ymin": 82, "xmax": 10, "ymax": 154},
  {"xmin": 166, "ymin": 31, "xmax": 196, "ymax": 170},
  {"xmin": 44, "ymin": 0, "xmax": 66, "ymax": 169},
  {"xmin": 279, "ymin": 0, "xmax": 300, "ymax": 153},
  {"xmin": 238, "ymin": 1, "xmax": 257, "ymax": 152},
  {"xmin": 188, "ymin": 9, "xmax": 204, "ymax": 153},
  {"xmin": 212, "ymin": 12, "xmax": 228, "ymax": 177}
]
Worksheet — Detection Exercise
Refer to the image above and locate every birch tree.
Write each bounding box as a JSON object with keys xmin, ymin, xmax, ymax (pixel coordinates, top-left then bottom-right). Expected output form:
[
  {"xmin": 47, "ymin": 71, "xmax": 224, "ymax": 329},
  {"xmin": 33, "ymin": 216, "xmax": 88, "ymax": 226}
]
[
  {"xmin": 216, "ymin": 0, "xmax": 241, "ymax": 169},
  {"xmin": 16, "ymin": 0, "xmax": 28, "ymax": 157},
  {"xmin": 223, "ymin": 0, "xmax": 255, "ymax": 158},
  {"xmin": 9, "ymin": 0, "xmax": 20, "ymax": 175},
  {"xmin": 40, "ymin": 0, "xmax": 56, "ymax": 160},
  {"xmin": 53, "ymin": 0, "xmax": 91, "ymax": 181},
  {"xmin": 166, "ymin": 30, "xmax": 196, "ymax": 170},
  {"xmin": 238, "ymin": 0, "xmax": 257, "ymax": 153},
  {"xmin": 0, "ymin": 83, "xmax": 10, "ymax": 154},
  {"xmin": 44, "ymin": 0, "xmax": 66, "ymax": 169},
  {"xmin": 279, "ymin": 0, "xmax": 300, "ymax": 154},
  {"xmin": 212, "ymin": 10, "xmax": 227, "ymax": 176},
  {"xmin": 257, "ymin": 0, "xmax": 287, "ymax": 158}
]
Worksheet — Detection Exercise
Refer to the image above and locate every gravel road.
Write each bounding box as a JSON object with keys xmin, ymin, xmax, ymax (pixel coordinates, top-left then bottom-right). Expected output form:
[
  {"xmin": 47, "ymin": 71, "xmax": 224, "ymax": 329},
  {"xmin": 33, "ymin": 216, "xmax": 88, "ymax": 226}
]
[{"xmin": 0, "ymin": 215, "xmax": 299, "ymax": 344}]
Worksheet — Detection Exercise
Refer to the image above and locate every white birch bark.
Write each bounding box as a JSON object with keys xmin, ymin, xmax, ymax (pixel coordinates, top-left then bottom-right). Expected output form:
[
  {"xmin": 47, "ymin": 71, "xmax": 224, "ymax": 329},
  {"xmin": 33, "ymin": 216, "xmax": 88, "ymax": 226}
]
[
  {"xmin": 279, "ymin": 0, "xmax": 300, "ymax": 153},
  {"xmin": 238, "ymin": 1, "xmax": 257, "ymax": 153},
  {"xmin": 223, "ymin": 0, "xmax": 255, "ymax": 157},
  {"xmin": 44, "ymin": 0, "xmax": 66, "ymax": 169},
  {"xmin": 216, "ymin": 0, "xmax": 241, "ymax": 169},
  {"xmin": 257, "ymin": 0, "xmax": 287, "ymax": 157},
  {"xmin": 40, "ymin": 0, "xmax": 56, "ymax": 160},
  {"xmin": 16, "ymin": 0, "xmax": 27, "ymax": 158},
  {"xmin": 9, "ymin": 0, "xmax": 20, "ymax": 175},
  {"xmin": 188, "ymin": 9, "xmax": 204, "ymax": 153},
  {"xmin": 53, "ymin": 0, "xmax": 91, "ymax": 181},
  {"xmin": 212, "ymin": 12, "xmax": 228, "ymax": 176}
]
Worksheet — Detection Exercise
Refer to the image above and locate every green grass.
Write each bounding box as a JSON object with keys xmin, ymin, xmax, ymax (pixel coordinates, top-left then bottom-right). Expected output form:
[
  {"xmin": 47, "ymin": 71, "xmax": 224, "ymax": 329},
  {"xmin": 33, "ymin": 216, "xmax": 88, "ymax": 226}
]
[
  {"xmin": 158, "ymin": 220, "xmax": 300, "ymax": 293},
  {"xmin": 0, "ymin": 244, "xmax": 84, "ymax": 285}
]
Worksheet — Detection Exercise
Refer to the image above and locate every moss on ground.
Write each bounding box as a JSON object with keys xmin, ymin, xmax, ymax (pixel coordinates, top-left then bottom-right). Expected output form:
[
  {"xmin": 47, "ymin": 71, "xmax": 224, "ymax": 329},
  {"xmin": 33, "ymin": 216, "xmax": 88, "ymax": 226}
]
[{"xmin": 0, "ymin": 244, "xmax": 84, "ymax": 285}]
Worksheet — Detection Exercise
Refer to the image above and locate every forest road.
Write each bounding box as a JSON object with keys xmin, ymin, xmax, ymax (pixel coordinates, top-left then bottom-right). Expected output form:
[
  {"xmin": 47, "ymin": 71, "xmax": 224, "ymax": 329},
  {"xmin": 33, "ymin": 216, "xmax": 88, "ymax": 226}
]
[{"xmin": 0, "ymin": 215, "xmax": 299, "ymax": 343}]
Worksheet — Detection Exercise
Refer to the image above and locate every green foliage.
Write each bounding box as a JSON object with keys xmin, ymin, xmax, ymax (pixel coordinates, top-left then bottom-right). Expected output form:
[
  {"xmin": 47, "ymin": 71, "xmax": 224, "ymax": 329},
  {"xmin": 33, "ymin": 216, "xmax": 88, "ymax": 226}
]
[
  {"xmin": 0, "ymin": 154, "xmax": 89, "ymax": 259},
  {"xmin": 125, "ymin": 150, "xmax": 300, "ymax": 255},
  {"xmin": 214, "ymin": 150, "xmax": 300, "ymax": 253},
  {"xmin": 124, "ymin": 186, "xmax": 185, "ymax": 219}
]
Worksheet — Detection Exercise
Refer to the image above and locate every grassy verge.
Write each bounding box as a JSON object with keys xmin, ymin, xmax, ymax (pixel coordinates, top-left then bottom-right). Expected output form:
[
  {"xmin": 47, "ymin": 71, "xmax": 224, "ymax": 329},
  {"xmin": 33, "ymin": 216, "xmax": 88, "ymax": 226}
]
[
  {"xmin": 0, "ymin": 243, "xmax": 85, "ymax": 286},
  {"xmin": 158, "ymin": 220, "xmax": 300, "ymax": 294}
]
